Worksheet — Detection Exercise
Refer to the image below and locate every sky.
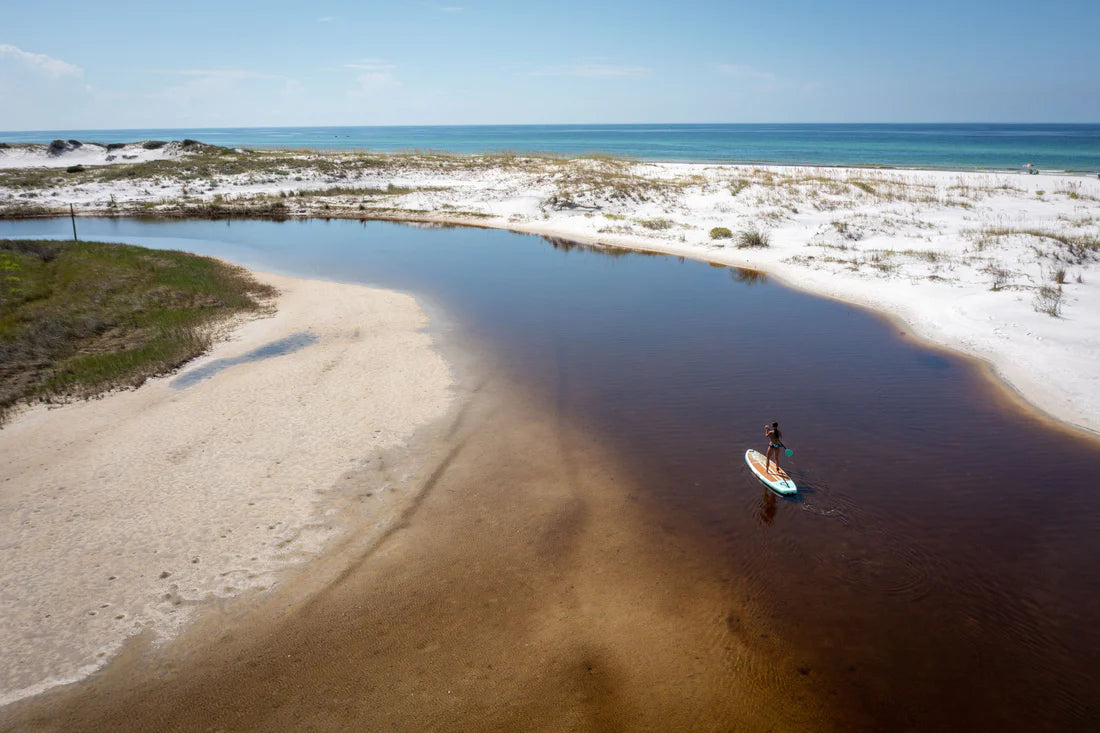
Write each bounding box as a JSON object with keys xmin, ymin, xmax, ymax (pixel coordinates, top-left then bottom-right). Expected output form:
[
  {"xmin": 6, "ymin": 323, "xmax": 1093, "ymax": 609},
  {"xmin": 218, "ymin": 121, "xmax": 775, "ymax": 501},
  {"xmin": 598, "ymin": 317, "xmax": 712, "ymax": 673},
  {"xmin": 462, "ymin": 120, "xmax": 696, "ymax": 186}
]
[{"xmin": 1, "ymin": 0, "xmax": 1098, "ymax": 130}]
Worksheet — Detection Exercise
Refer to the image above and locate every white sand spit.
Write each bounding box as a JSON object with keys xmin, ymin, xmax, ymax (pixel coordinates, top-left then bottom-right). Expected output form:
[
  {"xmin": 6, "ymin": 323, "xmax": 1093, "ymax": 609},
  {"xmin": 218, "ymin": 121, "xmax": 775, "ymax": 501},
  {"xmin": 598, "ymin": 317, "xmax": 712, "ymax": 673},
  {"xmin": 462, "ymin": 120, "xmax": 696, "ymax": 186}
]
[{"xmin": 0, "ymin": 272, "xmax": 453, "ymax": 705}]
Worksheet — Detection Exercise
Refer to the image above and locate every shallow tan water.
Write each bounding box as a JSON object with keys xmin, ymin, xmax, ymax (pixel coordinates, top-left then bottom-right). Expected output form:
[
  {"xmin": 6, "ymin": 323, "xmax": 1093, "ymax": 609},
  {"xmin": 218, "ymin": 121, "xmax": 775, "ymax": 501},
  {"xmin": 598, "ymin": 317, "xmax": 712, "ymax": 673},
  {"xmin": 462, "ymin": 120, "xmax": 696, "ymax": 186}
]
[
  {"xmin": 3, "ymin": 218, "xmax": 1099, "ymax": 731},
  {"xmin": 1, "ymin": 368, "xmax": 853, "ymax": 732}
]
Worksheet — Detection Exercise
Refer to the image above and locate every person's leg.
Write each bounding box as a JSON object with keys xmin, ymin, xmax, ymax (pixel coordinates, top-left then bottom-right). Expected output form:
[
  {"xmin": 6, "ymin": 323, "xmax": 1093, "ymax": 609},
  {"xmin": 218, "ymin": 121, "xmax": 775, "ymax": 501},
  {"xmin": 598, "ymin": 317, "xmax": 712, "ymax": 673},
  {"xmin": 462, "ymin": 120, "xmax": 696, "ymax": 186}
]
[{"xmin": 765, "ymin": 445, "xmax": 776, "ymax": 472}]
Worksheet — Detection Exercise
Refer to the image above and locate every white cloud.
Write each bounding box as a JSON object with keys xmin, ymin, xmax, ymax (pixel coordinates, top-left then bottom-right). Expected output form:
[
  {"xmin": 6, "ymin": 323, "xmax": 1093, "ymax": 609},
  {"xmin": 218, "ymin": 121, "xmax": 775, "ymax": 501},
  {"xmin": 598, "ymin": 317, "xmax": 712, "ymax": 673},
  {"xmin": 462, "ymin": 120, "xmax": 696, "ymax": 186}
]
[
  {"xmin": 157, "ymin": 68, "xmax": 285, "ymax": 80},
  {"xmin": 716, "ymin": 64, "xmax": 776, "ymax": 82},
  {"xmin": 356, "ymin": 71, "xmax": 400, "ymax": 92},
  {"xmin": 341, "ymin": 61, "xmax": 400, "ymax": 93},
  {"xmin": 0, "ymin": 43, "xmax": 82, "ymax": 78},
  {"xmin": 531, "ymin": 64, "xmax": 650, "ymax": 78},
  {"xmin": 318, "ymin": 16, "xmax": 337, "ymax": 22},
  {"xmin": 344, "ymin": 62, "xmax": 397, "ymax": 72}
]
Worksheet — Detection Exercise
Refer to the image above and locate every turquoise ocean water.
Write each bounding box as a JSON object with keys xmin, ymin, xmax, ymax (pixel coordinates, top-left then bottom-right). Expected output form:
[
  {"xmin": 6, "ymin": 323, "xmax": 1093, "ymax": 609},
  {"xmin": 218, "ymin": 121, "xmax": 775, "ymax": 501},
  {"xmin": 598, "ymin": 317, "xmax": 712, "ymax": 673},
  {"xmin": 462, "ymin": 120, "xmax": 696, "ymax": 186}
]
[{"xmin": 2, "ymin": 124, "xmax": 1098, "ymax": 172}]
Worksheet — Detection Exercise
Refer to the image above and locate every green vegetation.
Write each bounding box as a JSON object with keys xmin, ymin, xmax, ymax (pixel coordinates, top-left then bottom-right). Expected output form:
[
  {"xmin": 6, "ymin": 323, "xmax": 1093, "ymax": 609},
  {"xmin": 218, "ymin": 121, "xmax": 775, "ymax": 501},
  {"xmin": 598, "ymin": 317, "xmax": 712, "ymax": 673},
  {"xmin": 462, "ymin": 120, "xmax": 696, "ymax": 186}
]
[
  {"xmin": 152, "ymin": 199, "xmax": 292, "ymax": 220},
  {"xmin": 0, "ymin": 204, "xmax": 55, "ymax": 219},
  {"xmin": 297, "ymin": 183, "xmax": 439, "ymax": 198},
  {"xmin": 736, "ymin": 226, "xmax": 770, "ymax": 248},
  {"xmin": 0, "ymin": 239, "xmax": 276, "ymax": 423},
  {"xmin": 728, "ymin": 179, "xmax": 751, "ymax": 196},
  {"xmin": 709, "ymin": 227, "xmax": 732, "ymax": 239}
]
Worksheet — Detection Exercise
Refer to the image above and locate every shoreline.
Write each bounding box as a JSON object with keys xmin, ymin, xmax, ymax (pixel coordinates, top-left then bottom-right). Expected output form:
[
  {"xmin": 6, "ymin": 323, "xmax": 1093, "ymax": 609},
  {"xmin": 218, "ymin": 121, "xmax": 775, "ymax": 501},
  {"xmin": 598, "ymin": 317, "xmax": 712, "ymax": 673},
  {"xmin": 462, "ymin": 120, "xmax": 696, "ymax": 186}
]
[
  {"xmin": 494, "ymin": 218, "xmax": 1100, "ymax": 440},
  {"xmin": 2, "ymin": 150, "xmax": 1098, "ymax": 437},
  {"xmin": 7, "ymin": 208, "xmax": 1097, "ymax": 441},
  {"xmin": 0, "ymin": 269, "xmax": 455, "ymax": 706}
]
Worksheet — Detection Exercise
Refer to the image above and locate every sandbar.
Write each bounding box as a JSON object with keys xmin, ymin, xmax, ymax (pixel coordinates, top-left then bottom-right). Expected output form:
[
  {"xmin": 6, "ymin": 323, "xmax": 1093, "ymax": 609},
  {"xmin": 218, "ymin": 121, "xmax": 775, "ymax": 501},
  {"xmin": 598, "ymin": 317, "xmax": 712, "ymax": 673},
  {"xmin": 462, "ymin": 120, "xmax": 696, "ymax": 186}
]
[{"xmin": 0, "ymin": 270, "xmax": 453, "ymax": 705}]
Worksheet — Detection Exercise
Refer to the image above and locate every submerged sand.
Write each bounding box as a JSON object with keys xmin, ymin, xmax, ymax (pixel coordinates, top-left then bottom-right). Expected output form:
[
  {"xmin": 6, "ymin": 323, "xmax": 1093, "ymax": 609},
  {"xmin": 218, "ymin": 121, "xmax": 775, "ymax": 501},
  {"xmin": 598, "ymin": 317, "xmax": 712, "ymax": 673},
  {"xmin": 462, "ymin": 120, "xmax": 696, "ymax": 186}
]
[
  {"xmin": 0, "ymin": 272, "xmax": 453, "ymax": 705},
  {"xmin": 1, "ymin": 350, "xmax": 841, "ymax": 732}
]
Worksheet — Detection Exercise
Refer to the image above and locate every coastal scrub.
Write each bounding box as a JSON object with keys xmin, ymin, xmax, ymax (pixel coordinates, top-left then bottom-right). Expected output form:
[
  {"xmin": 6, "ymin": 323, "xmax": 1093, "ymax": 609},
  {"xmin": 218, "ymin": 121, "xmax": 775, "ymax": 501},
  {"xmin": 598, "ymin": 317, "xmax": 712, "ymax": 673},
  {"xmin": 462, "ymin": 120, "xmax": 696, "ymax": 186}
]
[{"xmin": 0, "ymin": 239, "xmax": 276, "ymax": 422}]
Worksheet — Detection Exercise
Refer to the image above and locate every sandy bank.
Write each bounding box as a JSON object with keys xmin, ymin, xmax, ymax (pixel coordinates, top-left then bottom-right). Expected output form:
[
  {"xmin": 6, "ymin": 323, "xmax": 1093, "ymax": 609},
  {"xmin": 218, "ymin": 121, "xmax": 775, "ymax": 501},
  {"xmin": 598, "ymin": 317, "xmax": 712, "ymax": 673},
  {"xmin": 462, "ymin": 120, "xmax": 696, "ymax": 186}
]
[{"xmin": 0, "ymin": 271, "xmax": 453, "ymax": 705}]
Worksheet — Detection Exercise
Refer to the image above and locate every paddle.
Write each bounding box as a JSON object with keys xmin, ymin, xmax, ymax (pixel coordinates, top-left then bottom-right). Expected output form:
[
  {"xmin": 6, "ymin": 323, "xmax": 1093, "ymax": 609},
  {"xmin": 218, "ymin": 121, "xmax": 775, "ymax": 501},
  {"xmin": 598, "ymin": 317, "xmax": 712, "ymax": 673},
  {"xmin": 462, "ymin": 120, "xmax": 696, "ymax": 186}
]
[{"xmin": 785, "ymin": 448, "xmax": 794, "ymax": 457}]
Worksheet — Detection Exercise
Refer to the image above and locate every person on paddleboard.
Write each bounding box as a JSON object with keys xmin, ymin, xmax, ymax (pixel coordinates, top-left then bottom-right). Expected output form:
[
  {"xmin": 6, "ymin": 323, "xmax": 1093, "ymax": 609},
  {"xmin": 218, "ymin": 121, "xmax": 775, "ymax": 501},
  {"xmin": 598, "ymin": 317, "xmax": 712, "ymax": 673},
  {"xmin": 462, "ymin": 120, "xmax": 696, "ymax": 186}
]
[{"xmin": 764, "ymin": 421, "xmax": 784, "ymax": 473}]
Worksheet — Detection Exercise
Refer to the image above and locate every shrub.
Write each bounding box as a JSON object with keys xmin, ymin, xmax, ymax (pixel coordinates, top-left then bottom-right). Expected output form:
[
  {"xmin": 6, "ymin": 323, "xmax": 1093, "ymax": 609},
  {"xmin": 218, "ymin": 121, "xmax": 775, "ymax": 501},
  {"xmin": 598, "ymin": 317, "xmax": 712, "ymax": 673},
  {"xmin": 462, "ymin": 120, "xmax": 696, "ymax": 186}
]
[
  {"xmin": 181, "ymin": 139, "xmax": 200, "ymax": 147},
  {"xmin": 66, "ymin": 165, "xmax": 85, "ymax": 173},
  {"xmin": 1034, "ymin": 285, "xmax": 1063, "ymax": 316},
  {"xmin": 737, "ymin": 226, "xmax": 770, "ymax": 248},
  {"xmin": 106, "ymin": 143, "xmax": 127, "ymax": 151},
  {"xmin": 729, "ymin": 179, "xmax": 750, "ymax": 196},
  {"xmin": 709, "ymin": 227, "xmax": 732, "ymax": 239},
  {"xmin": 142, "ymin": 140, "xmax": 168, "ymax": 150},
  {"xmin": 1052, "ymin": 267, "xmax": 1067, "ymax": 284},
  {"xmin": 831, "ymin": 220, "xmax": 862, "ymax": 240},
  {"xmin": 47, "ymin": 140, "xmax": 68, "ymax": 155},
  {"xmin": 986, "ymin": 265, "xmax": 1010, "ymax": 291}
]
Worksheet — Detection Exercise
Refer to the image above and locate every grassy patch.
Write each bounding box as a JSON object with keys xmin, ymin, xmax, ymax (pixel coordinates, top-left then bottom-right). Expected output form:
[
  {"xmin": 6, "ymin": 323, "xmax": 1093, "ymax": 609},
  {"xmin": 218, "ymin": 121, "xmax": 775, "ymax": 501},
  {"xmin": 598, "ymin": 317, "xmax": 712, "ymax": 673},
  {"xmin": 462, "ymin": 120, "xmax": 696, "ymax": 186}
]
[
  {"xmin": 0, "ymin": 239, "xmax": 276, "ymax": 423},
  {"xmin": 970, "ymin": 226, "xmax": 1100, "ymax": 264},
  {"xmin": 1033, "ymin": 285, "xmax": 1063, "ymax": 317},
  {"xmin": 0, "ymin": 204, "xmax": 58, "ymax": 219},
  {"xmin": 299, "ymin": 183, "xmax": 438, "ymax": 198},
  {"xmin": 737, "ymin": 226, "xmax": 770, "ymax": 248},
  {"xmin": 637, "ymin": 217, "xmax": 674, "ymax": 230},
  {"xmin": 709, "ymin": 227, "xmax": 732, "ymax": 239},
  {"xmin": 831, "ymin": 220, "xmax": 862, "ymax": 240},
  {"xmin": 728, "ymin": 178, "xmax": 751, "ymax": 196},
  {"xmin": 155, "ymin": 200, "xmax": 292, "ymax": 220}
]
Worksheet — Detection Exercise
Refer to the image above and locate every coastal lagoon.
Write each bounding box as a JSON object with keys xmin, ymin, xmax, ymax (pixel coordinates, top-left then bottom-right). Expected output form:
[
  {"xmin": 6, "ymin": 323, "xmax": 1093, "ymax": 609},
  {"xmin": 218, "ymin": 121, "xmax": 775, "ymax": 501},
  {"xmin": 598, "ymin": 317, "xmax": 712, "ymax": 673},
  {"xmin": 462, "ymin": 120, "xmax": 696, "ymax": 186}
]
[{"xmin": 3, "ymin": 218, "xmax": 1098, "ymax": 730}]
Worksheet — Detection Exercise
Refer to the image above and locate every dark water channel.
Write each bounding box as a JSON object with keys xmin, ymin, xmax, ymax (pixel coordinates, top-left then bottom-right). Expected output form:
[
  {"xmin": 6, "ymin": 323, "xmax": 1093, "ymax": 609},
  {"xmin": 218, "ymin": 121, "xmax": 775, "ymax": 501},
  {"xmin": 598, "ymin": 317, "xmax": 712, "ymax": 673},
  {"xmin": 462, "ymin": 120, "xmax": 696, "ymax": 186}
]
[{"xmin": 4, "ymin": 218, "xmax": 1099, "ymax": 730}]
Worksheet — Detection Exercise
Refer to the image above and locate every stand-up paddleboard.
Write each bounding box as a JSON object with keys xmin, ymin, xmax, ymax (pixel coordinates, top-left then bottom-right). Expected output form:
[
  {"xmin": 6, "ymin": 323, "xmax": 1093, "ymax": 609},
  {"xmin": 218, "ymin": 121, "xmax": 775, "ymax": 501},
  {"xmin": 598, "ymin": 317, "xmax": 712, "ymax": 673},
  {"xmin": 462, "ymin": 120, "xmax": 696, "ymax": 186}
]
[{"xmin": 745, "ymin": 449, "xmax": 797, "ymax": 495}]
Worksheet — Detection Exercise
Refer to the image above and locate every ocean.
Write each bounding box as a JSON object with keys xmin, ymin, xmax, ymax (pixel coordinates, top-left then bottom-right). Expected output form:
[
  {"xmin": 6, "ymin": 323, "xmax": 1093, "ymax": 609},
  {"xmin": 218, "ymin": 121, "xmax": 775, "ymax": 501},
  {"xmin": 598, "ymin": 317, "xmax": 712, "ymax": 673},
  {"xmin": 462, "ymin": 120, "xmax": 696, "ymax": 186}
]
[{"xmin": 2, "ymin": 123, "xmax": 1099, "ymax": 172}]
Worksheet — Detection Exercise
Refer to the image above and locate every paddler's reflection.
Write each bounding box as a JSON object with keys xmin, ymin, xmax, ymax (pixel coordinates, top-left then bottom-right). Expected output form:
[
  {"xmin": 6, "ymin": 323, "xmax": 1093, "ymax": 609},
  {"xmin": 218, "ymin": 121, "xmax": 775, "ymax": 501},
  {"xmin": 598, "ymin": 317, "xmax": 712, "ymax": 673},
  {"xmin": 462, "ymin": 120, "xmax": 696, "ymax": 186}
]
[{"xmin": 759, "ymin": 487, "xmax": 777, "ymax": 525}]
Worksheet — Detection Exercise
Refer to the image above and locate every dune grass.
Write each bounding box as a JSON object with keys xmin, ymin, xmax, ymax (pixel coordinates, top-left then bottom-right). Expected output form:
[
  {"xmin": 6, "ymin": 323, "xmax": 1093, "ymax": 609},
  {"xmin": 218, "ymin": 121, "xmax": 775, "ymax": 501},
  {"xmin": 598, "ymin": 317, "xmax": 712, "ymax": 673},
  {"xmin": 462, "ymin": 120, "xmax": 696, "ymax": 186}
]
[
  {"xmin": 737, "ymin": 226, "xmax": 771, "ymax": 248},
  {"xmin": 0, "ymin": 239, "xmax": 276, "ymax": 423}
]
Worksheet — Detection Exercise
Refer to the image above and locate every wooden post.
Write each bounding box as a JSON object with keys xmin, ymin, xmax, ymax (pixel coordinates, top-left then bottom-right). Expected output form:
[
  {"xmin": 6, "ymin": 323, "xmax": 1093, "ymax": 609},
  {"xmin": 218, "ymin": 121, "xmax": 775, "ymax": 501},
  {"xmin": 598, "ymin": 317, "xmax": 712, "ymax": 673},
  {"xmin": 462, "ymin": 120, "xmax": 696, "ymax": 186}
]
[{"xmin": 70, "ymin": 203, "xmax": 78, "ymax": 241}]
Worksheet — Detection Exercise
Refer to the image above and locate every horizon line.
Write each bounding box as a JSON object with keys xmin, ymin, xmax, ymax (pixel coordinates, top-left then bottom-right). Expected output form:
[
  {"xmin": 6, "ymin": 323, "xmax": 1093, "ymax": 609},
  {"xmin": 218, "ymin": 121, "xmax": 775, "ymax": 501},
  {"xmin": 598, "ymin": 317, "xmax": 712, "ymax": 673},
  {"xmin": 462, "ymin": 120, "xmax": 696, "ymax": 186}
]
[{"xmin": 3, "ymin": 121, "xmax": 1099, "ymax": 135}]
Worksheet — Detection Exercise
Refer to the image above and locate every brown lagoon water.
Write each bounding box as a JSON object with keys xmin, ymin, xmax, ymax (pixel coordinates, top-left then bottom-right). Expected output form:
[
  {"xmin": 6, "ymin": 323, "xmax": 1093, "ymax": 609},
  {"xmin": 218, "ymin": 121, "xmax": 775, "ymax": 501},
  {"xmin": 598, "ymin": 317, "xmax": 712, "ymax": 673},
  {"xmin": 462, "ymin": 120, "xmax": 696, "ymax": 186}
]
[{"xmin": 2, "ymin": 218, "xmax": 1099, "ymax": 731}]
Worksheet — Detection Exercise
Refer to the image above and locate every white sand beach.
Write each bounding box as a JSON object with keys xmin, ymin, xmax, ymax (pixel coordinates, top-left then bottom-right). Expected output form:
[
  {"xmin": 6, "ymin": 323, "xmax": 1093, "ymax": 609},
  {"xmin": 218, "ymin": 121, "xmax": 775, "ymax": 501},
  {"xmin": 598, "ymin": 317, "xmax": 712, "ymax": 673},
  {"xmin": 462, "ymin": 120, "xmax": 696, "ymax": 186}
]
[
  {"xmin": 0, "ymin": 272, "xmax": 453, "ymax": 705},
  {"xmin": 3, "ymin": 149, "xmax": 1096, "ymax": 434}
]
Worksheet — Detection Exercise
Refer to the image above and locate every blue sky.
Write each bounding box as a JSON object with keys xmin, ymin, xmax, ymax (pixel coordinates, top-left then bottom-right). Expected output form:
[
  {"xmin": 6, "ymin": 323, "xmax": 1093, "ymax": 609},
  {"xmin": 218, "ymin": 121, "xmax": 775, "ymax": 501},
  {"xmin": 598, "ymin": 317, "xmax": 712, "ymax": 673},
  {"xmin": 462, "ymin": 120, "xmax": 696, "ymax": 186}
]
[{"xmin": 2, "ymin": 0, "xmax": 1098, "ymax": 130}]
